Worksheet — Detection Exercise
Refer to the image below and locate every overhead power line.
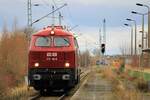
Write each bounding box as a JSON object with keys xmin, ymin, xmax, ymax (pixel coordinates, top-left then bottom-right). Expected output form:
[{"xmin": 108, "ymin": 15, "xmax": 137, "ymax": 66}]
[{"xmin": 31, "ymin": 3, "xmax": 67, "ymax": 26}]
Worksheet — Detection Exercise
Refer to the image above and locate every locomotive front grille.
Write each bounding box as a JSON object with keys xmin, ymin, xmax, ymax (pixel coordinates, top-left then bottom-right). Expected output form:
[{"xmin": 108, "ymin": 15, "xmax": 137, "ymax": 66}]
[
  {"xmin": 29, "ymin": 68, "xmax": 74, "ymax": 80},
  {"xmin": 29, "ymin": 68, "xmax": 72, "ymax": 74}
]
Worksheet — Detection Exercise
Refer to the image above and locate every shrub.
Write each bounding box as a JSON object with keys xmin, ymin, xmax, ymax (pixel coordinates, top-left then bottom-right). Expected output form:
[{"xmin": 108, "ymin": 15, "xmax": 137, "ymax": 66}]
[{"xmin": 0, "ymin": 32, "xmax": 28, "ymax": 94}]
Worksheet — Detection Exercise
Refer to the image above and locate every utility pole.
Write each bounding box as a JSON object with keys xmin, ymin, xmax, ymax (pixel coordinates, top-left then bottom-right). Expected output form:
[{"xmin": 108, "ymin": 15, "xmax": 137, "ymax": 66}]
[
  {"xmin": 85, "ymin": 39, "xmax": 88, "ymax": 67},
  {"xmin": 124, "ymin": 24, "xmax": 133, "ymax": 55},
  {"xmin": 27, "ymin": 0, "xmax": 32, "ymax": 39},
  {"xmin": 52, "ymin": 5, "xmax": 55, "ymax": 27},
  {"xmin": 102, "ymin": 19, "xmax": 106, "ymax": 64},
  {"xmin": 102, "ymin": 19, "xmax": 106, "ymax": 55},
  {"xmin": 99, "ymin": 19, "xmax": 106, "ymax": 57},
  {"xmin": 135, "ymin": 21, "xmax": 137, "ymax": 55},
  {"xmin": 98, "ymin": 28, "xmax": 101, "ymax": 66},
  {"xmin": 27, "ymin": 0, "xmax": 32, "ymax": 89},
  {"xmin": 131, "ymin": 26, "xmax": 133, "ymax": 55},
  {"xmin": 132, "ymin": 11, "xmax": 146, "ymax": 49},
  {"xmin": 59, "ymin": 12, "xmax": 62, "ymax": 26},
  {"xmin": 146, "ymin": 32, "xmax": 148, "ymax": 48},
  {"xmin": 103, "ymin": 19, "xmax": 106, "ymax": 44},
  {"xmin": 99, "ymin": 28, "xmax": 101, "ymax": 56},
  {"xmin": 148, "ymin": 8, "xmax": 150, "ymax": 48},
  {"xmin": 27, "ymin": 0, "xmax": 32, "ymax": 27},
  {"xmin": 99, "ymin": 19, "xmax": 106, "ymax": 64},
  {"xmin": 142, "ymin": 14, "xmax": 144, "ymax": 49},
  {"xmin": 126, "ymin": 18, "xmax": 137, "ymax": 55},
  {"xmin": 136, "ymin": 3, "xmax": 150, "ymax": 48}
]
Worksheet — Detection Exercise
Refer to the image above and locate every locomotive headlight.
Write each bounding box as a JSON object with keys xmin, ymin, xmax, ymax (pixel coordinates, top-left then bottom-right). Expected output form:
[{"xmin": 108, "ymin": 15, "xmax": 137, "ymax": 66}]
[
  {"xmin": 34, "ymin": 63, "xmax": 39, "ymax": 67},
  {"xmin": 51, "ymin": 31, "xmax": 55, "ymax": 35},
  {"xmin": 65, "ymin": 62, "xmax": 70, "ymax": 68}
]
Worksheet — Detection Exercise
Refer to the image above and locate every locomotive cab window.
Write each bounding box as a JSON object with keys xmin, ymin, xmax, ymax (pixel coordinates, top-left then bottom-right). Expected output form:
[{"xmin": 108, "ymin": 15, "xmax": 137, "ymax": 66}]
[
  {"xmin": 54, "ymin": 37, "xmax": 70, "ymax": 47},
  {"xmin": 35, "ymin": 37, "xmax": 51, "ymax": 47}
]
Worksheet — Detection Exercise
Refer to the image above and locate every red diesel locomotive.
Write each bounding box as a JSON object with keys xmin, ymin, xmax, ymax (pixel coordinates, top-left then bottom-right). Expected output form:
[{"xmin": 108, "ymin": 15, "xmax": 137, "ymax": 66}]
[{"xmin": 28, "ymin": 26, "xmax": 80, "ymax": 91}]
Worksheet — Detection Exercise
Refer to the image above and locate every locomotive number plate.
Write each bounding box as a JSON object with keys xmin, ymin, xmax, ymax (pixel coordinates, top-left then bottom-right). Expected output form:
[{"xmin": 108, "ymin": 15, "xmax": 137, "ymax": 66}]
[{"xmin": 47, "ymin": 52, "xmax": 57, "ymax": 57}]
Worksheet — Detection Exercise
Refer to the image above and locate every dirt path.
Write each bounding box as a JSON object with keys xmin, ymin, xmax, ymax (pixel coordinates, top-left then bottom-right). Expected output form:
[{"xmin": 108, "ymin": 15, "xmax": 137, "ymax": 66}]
[{"xmin": 71, "ymin": 67, "xmax": 114, "ymax": 100}]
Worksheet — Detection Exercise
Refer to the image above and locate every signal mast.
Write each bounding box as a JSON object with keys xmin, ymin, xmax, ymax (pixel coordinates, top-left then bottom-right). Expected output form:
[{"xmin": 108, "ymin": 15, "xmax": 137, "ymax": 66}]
[
  {"xmin": 100, "ymin": 19, "xmax": 106, "ymax": 55},
  {"xmin": 98, "ymin": 19, "xmax": 106, "ymax": 65}
]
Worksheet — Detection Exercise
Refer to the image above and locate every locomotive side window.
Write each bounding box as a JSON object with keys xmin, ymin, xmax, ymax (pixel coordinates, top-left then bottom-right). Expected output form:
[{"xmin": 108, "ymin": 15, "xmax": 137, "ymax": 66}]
[
  {"xmin": 54, "ymin": 37, "xmax": 70, "ymax": 47},
  {"xmin": 35, "ymin": 37, "xmax": 51, "ymax": 47}
]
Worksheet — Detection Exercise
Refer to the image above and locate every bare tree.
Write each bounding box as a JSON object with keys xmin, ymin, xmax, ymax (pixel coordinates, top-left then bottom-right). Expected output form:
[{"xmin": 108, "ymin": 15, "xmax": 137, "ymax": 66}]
[
  {"xmin": 12, "ymin": 17, "xmax": 18, "ymax": 33},
  {"xmin": 0, "ymin": 20, "xmax": 28, "ymax": 93},
  {"xmin": 2, "ymin": 19, "xmax": 8, "ymax": 38}
]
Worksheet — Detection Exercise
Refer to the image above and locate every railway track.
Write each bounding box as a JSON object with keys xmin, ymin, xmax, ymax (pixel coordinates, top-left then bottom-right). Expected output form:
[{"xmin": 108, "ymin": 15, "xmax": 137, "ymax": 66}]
[
  {"xmin": 30, "ymin": 93, "xmax": 41, "ymax": 100},
  {"xmin": 29, "ymin": 70, "xmax": 90, "ymax": 100},
  {"xmin": 57, "ymin": 93, "xmax": 67, "ymax": 100}
]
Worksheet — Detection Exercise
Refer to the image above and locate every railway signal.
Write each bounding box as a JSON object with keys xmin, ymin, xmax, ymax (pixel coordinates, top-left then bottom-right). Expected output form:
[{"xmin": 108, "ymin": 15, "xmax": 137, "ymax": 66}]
[
  {"xmin": 101, "ymin": 43, "xmax": 105, "ymax": 54},
  {"xmin": 99, "ymin": 19, "xmax": 106, "ymax": 56}
]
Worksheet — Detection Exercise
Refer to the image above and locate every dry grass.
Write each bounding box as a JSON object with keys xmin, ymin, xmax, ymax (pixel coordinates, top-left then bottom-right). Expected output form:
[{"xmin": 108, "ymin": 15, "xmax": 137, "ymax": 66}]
[
  {"xmin": 113, "ymin": 80, "xmax": 142, "ymax": 100},
  {"xmin": 100, "ymin": 67, "xmax": 142, "ymax": 100},
  {"xmin": 3, "ymin": 85, "xmax": 28, "ymax": 100},
  {"xmin": 100, "ymin": 67, "xmax": 117, "ymax": 80},
  {"xmin": 133, "ymin": 78, "xmax": 149, "ymax": 92},
  {"xmin": 0, "ymin": 30, "xmax": 28, "ymax": 99}
]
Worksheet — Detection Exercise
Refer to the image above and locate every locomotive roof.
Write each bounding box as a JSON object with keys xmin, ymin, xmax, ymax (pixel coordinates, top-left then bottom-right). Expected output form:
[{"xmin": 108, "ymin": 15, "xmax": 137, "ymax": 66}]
[{"xmin": 33, "ymin": 26, "xmax": 73, "ymax": 37}]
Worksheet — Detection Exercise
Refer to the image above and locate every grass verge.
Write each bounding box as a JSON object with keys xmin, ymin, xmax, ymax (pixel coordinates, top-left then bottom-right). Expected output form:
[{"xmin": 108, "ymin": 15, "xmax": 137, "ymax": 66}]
[{"xmin": 99, "ymin": 67, "xmax": 143, "ymax": 100}]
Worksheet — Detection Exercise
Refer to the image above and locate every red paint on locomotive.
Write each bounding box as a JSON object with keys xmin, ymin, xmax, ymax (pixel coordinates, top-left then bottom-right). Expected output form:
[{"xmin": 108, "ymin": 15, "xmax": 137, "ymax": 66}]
[{"xmin": 28, "ymin": 26, "xmax": 80, "ymax": 91}]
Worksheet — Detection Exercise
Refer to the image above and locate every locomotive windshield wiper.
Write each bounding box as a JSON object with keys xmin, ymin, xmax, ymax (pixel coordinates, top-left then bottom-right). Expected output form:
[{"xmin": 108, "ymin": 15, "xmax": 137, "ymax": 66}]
[{"xmin": 63, "ymin": 38, "xmax": 70, "ymax": 45}]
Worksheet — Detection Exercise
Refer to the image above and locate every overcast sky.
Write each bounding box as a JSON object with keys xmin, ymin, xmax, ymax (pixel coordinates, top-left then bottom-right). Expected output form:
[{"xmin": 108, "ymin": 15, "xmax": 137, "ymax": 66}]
[{"xmin": 0, "ymin": 0, "xmax": 150, "ymax": 55}]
